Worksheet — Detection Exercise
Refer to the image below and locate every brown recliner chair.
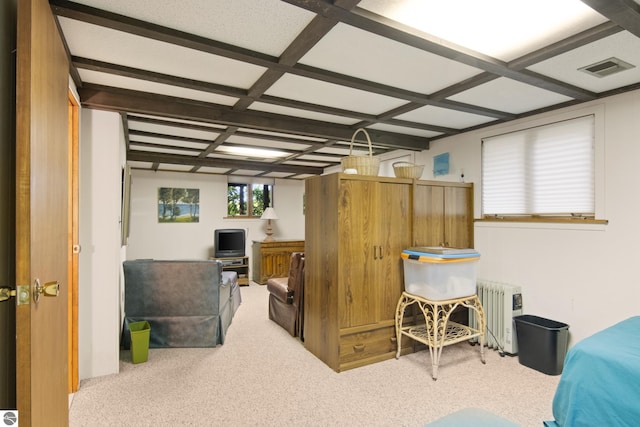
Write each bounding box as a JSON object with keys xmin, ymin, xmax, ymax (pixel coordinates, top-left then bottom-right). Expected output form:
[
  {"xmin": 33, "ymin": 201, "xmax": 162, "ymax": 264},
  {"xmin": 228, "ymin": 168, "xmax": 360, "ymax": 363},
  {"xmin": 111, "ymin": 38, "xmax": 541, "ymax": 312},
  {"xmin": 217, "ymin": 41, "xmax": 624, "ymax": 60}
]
[{"xmin": 266, "ymin": 252, "xmax": 304, "ymax": 338}]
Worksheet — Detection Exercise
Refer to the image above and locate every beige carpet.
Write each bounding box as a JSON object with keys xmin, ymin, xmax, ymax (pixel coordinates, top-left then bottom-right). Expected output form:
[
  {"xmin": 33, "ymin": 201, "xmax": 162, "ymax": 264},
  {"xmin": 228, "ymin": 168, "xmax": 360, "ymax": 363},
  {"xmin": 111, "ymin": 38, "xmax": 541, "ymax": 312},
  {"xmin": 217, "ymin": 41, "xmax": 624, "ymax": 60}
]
[{"xmin": 69, "ymin": 283, "xmax": 560, "ymax": 426}]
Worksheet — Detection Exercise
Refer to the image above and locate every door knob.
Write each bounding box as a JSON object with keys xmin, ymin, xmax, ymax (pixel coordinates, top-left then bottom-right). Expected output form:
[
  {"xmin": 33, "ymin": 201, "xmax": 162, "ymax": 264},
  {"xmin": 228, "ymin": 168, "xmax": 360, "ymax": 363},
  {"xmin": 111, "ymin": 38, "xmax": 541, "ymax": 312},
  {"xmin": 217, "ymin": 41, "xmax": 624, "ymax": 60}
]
[{"xmin": 34, "ymin": 279, "xmax": 60, "ymax": 303}]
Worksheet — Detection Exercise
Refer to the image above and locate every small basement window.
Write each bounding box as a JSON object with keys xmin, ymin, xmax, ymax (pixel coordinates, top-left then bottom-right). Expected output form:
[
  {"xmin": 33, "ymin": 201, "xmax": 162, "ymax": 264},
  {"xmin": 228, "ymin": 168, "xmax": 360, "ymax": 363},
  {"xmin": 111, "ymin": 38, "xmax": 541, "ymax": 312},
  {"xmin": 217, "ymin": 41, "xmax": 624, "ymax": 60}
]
[{"xmin": 227, "ymin": 177, "xmax": 274, "ymax": 217}]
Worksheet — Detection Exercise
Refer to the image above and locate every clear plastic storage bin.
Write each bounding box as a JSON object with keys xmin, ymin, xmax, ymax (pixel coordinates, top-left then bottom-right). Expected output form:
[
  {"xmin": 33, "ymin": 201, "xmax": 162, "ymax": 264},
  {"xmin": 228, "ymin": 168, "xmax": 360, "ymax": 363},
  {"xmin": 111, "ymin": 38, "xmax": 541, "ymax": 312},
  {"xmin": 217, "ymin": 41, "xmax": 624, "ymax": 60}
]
[{"xmin": 401, "ymin": 247, "xmax": 480, "ymax": 301}]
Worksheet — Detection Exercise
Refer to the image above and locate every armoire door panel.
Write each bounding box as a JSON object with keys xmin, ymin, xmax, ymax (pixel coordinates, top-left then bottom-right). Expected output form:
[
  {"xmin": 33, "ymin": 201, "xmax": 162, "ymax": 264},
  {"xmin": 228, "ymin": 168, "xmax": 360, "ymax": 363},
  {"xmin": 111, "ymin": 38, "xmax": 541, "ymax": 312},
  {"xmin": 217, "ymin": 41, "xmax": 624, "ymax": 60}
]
[
  {"xmin": 376, "ymin": 182, "xmax": 411, "ymax": 322},
  {"xmin": 413, "ymin": 184, "xmax": 444, "ymax": 246},
  {"xmin": 338, "ymin": 180, "xmax": 378, "ymax": 329},
  {"xmin": 444, "ymin": 186, "xmax": 472, "ymax": 248}
]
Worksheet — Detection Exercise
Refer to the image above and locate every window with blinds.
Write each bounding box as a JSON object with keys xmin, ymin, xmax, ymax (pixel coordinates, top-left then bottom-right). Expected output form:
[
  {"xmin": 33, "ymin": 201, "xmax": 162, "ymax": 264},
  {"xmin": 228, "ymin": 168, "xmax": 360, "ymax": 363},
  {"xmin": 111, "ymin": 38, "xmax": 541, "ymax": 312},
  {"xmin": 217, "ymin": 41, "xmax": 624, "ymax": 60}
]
[{"xmin": 482, "ymin": 115, "xmax": 595, "ymax": 217}]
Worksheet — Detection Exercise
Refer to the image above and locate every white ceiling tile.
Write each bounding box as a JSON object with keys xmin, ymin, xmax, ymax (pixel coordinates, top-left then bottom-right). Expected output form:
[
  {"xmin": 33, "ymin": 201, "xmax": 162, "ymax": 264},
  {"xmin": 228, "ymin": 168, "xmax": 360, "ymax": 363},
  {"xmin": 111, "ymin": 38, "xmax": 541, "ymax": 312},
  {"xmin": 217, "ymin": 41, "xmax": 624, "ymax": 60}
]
[
  {"xmin": 284, "ymin": 160, "xmax": 333, "ymax": 167},
  {"xmin": 366, "ymin": 123, "xmax": 442, "ymax": 138},
  {"xmin": 59, "ymin": 17, "xmax": 266, "ymax": 89},
  {"xmin": 237, "ymin": 128, "xmax": 326, "ymax": 142},
  {"xmin": 130, "ymin": 146, "xmax": 200, "ymax": 156},
  {"xmin": 128, "ymin": 161, "xmax": 153, "ymax": 169},
  {"xmin": 298, "ymin": 154, "xmax": 338, "ymax": 163},
  {"xmin": 447, "ymin": 77, "xmax": 574, "ymax": 114},
  {"xmin": 300, "ymin": 23, "xmax": 482, "ymax": 94},
  {"xmin": 157, "ymin": 164, "xmax": 194, "ymax": 172},
  {"xmin": 226, "ymin": 135, "xmax": 311, "ymax": 151},
  {"xmin": 195, "ymin": 166, "xmax": 232, "ymax": 174},
  {"xmin": 315, "ymin": 147, "xmax": 352, "ymax": 156},
  {"xmin": 396, "ymin": 105, "xmax": 496, "ymax": 129},
  {"xmin": 262, "ymin": 172, "xmax": 296, "ymax": 178},
  {"xmin": 264, "ymin": 74, "xmax": 407, "ymax": 115},
  {"xmin": 129, "ymin": 114, "xmax": 228, "ymax": 131},
  {"xmin": 128, "ymin": 122, "xmax": 222, "ymax": 141},
  {"xmin": 230, "ymin": 170, "xmax": 263, "ymax": 176},
  {"xmin": 248, "ymin": 102, "xmax": 359, "ymax": 126},
  {"xmin": 78, "ymin": 69, "xmax": 238, "ymax": 106},
  {"xmin": 129, "ymin": 137, "xmax": 207, "ymax": 150},
  {"xmin": 528, "ymin": 32, "xmax": 640, "ymax": 93},
  {"xmin": 70, "ymin": 0, "xmax": 316, "ymax": 57}
]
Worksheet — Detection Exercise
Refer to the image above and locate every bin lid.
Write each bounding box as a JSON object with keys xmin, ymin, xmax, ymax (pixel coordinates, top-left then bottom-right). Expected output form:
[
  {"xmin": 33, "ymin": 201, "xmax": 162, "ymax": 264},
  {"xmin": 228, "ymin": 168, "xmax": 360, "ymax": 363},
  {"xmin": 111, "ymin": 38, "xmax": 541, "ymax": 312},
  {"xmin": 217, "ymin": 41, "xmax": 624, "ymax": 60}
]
[{"xmin": 402, "ymin": 247, "xmax": 480, "ymax": 263}]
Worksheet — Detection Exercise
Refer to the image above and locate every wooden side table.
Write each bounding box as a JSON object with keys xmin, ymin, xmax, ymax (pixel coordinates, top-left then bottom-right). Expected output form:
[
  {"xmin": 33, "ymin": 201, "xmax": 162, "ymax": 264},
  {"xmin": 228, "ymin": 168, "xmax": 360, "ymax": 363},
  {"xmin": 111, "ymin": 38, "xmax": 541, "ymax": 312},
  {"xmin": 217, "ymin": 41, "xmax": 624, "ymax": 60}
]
[
  {"xmin": 252, "ymin": 240, "xmax": 304, "ymax": 284},
  {"xmin": 395, "ymin": 291, "xmax": 486, "ymax": 380}
]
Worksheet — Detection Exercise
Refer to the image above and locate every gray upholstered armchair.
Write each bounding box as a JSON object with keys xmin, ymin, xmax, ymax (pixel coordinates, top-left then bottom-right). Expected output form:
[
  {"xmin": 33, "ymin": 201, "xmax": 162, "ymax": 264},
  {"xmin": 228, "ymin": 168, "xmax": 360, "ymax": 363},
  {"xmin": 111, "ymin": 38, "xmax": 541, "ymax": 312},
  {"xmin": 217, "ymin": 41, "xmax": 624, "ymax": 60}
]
[{"xmin": 266, "ymin": 252, "xmax": 304, "ymax": 338}]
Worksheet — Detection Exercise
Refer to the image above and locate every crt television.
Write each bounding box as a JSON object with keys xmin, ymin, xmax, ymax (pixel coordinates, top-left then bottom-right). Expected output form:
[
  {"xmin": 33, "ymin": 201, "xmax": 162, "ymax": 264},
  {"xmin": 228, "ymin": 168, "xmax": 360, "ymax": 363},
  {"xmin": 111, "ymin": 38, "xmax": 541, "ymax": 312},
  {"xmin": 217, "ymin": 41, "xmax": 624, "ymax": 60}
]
[{"xmin": 214, "ymin": 228, "xmax": 246, "ymax": 258}]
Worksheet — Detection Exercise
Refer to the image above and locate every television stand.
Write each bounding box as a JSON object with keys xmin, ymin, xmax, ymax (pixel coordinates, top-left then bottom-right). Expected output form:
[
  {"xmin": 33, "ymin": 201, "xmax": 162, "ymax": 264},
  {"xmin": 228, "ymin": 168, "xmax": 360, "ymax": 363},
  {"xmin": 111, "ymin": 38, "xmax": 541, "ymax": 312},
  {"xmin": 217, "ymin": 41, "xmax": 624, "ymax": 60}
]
[{"xmin": 210, "ymin": 256, "xmax": 249, "ymax": 286}]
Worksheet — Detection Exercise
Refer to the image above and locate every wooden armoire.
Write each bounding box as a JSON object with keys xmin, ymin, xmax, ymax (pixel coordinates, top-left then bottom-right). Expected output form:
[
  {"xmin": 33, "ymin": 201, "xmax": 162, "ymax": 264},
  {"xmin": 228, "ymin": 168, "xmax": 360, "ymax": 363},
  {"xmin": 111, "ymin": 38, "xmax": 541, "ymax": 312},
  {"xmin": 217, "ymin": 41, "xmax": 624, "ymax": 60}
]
[{"xmin": 303, "ymin": 173, "xmax": 473, "ymax": 372}]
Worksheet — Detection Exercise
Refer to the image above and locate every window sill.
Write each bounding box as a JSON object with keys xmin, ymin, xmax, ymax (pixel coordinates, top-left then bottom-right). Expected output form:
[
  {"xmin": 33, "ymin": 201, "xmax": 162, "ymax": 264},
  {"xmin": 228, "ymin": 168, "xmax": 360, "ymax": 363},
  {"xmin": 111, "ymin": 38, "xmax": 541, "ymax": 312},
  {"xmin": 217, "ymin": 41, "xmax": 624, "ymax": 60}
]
[{"xmin": 475, "ymin": 217, "xmax": 608, "ymax": 231}]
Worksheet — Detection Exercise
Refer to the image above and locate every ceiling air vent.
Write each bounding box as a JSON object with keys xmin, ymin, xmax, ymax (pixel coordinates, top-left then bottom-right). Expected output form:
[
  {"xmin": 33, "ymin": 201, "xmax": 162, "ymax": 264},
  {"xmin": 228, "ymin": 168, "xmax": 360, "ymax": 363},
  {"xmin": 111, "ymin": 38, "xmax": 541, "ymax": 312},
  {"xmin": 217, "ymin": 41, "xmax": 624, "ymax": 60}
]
[{"xmin": 579, "ymin": 57, "xmax": 635, "ymax": 78}]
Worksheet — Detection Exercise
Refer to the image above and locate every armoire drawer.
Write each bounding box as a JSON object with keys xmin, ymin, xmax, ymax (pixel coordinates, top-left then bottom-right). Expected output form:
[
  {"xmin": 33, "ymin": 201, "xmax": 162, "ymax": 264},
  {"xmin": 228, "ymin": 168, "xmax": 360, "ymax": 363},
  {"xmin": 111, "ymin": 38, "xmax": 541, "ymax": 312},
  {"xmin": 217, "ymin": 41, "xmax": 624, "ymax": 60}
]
[{"xmin": 339, "ymin": 326, "xmax": 406, "ymax": 365}]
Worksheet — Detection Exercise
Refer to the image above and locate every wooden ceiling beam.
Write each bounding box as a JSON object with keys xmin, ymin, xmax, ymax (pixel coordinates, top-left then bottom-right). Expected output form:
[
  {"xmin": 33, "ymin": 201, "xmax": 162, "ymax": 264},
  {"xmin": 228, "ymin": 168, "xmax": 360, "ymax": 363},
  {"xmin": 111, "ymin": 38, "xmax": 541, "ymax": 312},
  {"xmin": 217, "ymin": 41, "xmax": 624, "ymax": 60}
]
[
  {"xmin": 126, "ymin": 150, "xmax": 325, "ymax": 175},
  {"xmin": 580, "ymin": 0, "xmax": 640, "ymax": 38},
  {"xmin": 78, "ymin": 84, "xmax": 430, "ymax": 150}
]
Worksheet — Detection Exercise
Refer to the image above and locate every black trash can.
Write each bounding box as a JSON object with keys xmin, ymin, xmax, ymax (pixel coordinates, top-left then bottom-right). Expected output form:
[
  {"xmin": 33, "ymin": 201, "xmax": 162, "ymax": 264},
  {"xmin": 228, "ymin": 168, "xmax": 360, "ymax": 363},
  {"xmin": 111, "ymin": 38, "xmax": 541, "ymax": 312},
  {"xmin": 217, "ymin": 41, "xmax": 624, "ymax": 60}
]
[{"xmin": 514, "ymin": 314, "xmax": 569, "ymax": 375}]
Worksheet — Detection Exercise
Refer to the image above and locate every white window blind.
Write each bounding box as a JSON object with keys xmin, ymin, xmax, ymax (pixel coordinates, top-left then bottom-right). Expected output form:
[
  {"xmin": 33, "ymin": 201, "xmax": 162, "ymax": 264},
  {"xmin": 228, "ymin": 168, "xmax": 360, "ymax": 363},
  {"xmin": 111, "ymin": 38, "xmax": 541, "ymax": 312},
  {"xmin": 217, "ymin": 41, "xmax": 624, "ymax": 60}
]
[{"xmin": 482, "ymin": 115, "xmax": 594, "ymax": 216}]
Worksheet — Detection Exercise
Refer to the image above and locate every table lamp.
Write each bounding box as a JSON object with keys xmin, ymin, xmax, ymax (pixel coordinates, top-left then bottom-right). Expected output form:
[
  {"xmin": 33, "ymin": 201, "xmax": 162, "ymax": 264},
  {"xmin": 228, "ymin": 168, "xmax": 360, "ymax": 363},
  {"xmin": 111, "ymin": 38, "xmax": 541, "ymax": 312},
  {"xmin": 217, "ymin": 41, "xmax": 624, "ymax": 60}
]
[{"xmin": 261, "ymin": 207, "xmax": 278, "ymax": 241}]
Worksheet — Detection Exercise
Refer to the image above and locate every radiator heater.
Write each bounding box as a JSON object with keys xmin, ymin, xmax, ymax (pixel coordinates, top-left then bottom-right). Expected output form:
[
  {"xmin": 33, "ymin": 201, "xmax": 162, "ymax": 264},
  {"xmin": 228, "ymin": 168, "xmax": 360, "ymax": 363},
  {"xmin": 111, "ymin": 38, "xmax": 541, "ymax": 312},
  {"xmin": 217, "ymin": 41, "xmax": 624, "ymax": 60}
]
[{"xmin": 470, "ymin": 280, "xmax": 523, "ymax": 355}]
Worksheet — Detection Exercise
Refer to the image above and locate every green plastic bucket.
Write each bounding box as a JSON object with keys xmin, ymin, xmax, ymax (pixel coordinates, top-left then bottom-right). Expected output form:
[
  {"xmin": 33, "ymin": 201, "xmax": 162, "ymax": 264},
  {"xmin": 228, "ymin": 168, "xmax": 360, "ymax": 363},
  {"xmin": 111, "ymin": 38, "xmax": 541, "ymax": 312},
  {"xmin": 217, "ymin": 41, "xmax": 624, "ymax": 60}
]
[{"xmin": 129, "ymin": 321, "xmax": 150, "ymax": 364}]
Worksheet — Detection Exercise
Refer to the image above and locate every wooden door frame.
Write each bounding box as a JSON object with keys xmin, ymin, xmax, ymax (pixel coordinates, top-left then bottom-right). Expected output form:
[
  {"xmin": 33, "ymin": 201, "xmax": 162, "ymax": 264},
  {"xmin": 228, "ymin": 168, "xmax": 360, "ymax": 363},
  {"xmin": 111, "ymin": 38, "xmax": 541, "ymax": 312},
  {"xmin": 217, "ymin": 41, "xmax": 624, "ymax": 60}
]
[{"xmin": 68, "ymin": 90, "xmax": 79, "ymax": 393}]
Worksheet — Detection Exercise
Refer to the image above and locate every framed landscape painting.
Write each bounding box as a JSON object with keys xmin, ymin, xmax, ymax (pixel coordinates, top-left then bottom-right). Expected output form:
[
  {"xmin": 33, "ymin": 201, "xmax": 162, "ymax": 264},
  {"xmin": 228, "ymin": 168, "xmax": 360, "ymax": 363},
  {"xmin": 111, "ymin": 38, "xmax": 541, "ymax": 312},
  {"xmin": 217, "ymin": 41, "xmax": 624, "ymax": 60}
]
[{"xmin": 158, "ymin": 187, "xmax": 200, "ymax": 223}]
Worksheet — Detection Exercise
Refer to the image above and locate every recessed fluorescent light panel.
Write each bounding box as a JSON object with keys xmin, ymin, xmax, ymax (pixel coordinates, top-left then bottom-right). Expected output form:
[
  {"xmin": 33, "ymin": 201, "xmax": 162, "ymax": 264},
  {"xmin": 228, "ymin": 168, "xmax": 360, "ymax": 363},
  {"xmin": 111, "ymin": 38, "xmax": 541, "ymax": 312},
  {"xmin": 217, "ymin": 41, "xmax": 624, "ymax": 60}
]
[
  {"xmin": 362, "ymin": 0, "xmax": 599, "ymax": 59},
  {"xmin": 217, "ymin": 146, "xmax": 288, "ymax": 158}
]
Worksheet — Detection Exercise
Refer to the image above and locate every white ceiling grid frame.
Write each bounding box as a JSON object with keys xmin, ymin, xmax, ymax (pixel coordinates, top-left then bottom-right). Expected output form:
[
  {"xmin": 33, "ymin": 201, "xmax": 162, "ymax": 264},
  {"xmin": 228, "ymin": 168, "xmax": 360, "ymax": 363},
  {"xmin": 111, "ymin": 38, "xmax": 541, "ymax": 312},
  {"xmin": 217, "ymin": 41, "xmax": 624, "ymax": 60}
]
[
  {"xmin": 70, "ymin": 0, "xmax": 317, "ymax": 57},
  {"xmin": 447, "ymin": 77, "xmax": 575, "ymax": 114},
  {"xmin": 299, "ymin": 23, "xmax": 484, "ymax": 94},
  {"xmin": 527, "ymin": 31, "xmax": 640, "ymax": 93},
  {"xmin": 58, "ymin": 17, "xmax": 267, "ymax": 90}
]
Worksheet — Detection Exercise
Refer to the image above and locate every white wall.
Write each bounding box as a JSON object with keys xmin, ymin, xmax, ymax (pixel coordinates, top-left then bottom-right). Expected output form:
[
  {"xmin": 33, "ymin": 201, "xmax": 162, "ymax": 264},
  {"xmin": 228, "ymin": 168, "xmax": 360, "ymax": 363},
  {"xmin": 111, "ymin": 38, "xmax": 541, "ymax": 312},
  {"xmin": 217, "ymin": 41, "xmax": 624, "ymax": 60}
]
[
  {"xmin": 126, "ymin": 170, "xmax": 305, "ymax": 277},
  {"xmin": 78, "ymin": 89, "xmax": 640, "ymax": 381},
  {"xmin": 419, "ymin": 89, "xmax": 640, "ymax": 346},
  {"xmin": 78, "ymin": 109, "xmax": 124, "ymax": 379}
]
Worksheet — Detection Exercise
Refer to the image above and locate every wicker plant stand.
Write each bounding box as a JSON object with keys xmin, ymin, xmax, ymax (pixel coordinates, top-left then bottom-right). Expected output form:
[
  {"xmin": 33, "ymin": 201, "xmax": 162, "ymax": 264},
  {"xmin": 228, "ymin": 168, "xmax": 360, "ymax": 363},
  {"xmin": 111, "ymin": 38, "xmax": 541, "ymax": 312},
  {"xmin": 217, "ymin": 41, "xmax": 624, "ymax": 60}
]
[{"xmin": 395, "ymin": 291, "xmax": 486, "ymax": 380}]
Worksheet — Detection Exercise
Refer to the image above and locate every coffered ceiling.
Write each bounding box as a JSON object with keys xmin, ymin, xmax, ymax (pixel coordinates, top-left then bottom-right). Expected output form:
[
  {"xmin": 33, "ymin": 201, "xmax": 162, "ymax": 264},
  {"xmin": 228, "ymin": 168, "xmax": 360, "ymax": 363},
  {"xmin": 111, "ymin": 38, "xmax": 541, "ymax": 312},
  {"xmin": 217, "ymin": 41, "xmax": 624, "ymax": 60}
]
[{"xmin": 51, "ymin": 0, "xmax": 640, "ymax": 179}]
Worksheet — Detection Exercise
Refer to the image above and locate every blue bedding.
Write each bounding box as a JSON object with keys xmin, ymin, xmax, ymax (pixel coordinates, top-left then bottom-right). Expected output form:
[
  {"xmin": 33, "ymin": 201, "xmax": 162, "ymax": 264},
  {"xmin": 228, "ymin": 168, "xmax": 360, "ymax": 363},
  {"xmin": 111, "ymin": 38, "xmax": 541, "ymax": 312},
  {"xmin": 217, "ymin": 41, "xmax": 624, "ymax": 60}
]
[{"xmin": 545, "ymin": 316, "xmax": 640, "ymax": 427}]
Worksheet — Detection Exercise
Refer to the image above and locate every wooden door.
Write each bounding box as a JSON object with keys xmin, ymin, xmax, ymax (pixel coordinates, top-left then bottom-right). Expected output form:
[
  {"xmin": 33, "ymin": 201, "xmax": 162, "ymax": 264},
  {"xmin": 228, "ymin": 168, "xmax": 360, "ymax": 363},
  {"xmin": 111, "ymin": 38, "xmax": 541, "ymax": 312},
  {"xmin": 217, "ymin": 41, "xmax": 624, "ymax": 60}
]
[{"xmin": 15, "ymin": 0, "xmax": 70, "ymax": 425}]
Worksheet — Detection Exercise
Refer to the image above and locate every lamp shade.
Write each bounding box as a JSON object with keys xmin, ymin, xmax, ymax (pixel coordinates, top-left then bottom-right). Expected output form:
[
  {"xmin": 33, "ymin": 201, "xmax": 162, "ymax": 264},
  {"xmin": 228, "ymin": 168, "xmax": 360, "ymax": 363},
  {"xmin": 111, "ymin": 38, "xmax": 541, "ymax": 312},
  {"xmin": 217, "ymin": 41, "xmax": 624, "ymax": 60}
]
[{"xmin": 261, "ymin": 207, "xmax": 278, "ymax": 220}]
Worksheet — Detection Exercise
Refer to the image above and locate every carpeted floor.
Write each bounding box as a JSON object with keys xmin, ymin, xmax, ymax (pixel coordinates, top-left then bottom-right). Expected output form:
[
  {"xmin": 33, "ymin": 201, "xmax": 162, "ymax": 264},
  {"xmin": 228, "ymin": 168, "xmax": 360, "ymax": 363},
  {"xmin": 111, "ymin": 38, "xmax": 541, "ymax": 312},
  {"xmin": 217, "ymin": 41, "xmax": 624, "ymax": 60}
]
[{"xmin": 69, "ymin": 283, "xmax": 560, "ymax": 426}]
